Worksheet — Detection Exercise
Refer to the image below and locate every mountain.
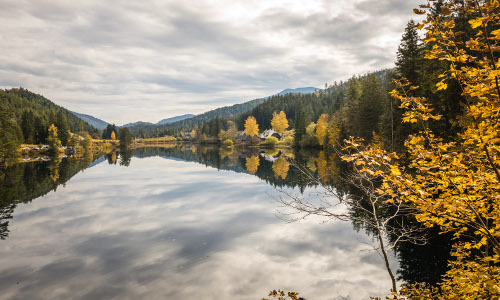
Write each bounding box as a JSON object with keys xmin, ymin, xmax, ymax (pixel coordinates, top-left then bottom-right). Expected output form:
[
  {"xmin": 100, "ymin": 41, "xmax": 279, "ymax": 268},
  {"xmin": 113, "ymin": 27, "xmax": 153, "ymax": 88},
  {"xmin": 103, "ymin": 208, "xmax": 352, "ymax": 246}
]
[
  {"xmin": 122, "ymin": 121, "xmax": 154, "ymax": 127},
  {"xmin": 1, "ymin": 88, "xmax": 98, "ymax": 141},
  {"xmin": 71, "ymin": 111, "xmax": 109, "ymax": 130},
  {"xmin": 276, "ymin": 87, "xmax": 319, "ymax": 96},
  {"xmin": 124, "ymin": 86, "xmax": 323, "ymax": 137},
  {"xmin": 157, "ymin": 114, "xmax": 195, "ymax": 125},
  {"xmin": 235, "ymin": 69, "xmax": 392, "ymax": 131}
]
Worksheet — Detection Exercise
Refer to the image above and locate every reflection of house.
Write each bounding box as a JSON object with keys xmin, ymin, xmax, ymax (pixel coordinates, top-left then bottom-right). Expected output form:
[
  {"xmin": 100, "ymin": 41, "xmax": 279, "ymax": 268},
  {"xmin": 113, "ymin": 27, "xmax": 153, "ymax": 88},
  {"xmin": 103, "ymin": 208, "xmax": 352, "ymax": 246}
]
[
  {"xmin": 260, "ymin": 129, "xmax": 281, "ymax": 140},
  {"xmin": 260, "ymin": 152, "xmax": 279, "ymax": 162}
]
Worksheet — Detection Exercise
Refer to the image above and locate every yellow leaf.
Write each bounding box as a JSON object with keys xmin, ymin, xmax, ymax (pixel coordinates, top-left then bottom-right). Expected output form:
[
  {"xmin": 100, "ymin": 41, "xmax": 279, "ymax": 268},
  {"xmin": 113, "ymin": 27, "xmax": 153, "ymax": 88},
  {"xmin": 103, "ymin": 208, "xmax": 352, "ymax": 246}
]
[
  {"xmin": 469, "ymin": 19, "xmax": 483, "ymax": 29},
  {"xmin": 390, "ymin": 166, "xmax": 401, "ymax": 176}
]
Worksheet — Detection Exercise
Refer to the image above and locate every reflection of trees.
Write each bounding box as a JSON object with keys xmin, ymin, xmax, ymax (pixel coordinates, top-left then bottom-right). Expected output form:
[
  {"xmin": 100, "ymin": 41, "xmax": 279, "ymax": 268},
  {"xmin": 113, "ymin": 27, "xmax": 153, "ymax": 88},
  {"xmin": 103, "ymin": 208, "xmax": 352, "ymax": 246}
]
[
  {"xmin": 119, "ymin": 149, "xmax": 133, "ymax": 166},
  {"xmin": 0, "ymin": 144, "xmax": 453, "ymax": 285},
  {"xmin": 0, "ymin": 204, "xmax": 14, "ymax": 240},
  {"xmin": 316, "ymin": 151, "xmax": 328, "ymax": 182},
  {"xmin": 246, "ymin": 156, "xmax": 260, "ymax": 174},
  {"xmin": 264, "ymin": 148, "xmax": 279, "ymax": 157},
  {"xmin": 272, "ymin": 156, "xmax": 290, "ymax": 179},
  {"xmin": 48, "ymin": 156, "xmax": 62, "ymax": 182},
  {"xmin": 220, "ymin": 147, "xmax": 239, "ymax": 167},
  {"xmin": 0, "ymin": 156, "xmax": 99, "ymax": 240}
]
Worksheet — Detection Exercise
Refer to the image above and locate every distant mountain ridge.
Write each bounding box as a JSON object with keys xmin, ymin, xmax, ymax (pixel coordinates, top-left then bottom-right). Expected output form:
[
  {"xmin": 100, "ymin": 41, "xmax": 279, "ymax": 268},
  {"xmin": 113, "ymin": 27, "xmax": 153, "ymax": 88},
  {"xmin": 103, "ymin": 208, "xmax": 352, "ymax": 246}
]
[
  {"xmin": 157, "ymin": 114, "xmax": 195, "ymax": 125},
  {"xmin": 122, "ymin": 114, "xmax": 196, "ymax": 128},
  {"xmin": 71, "ymin": 111, "xmax": 109, "ymax": 130},
  {"xmin": 69, "ymin": 87, "xmax": 320, "ymax": 134},
  {"xmin": 124, "ymin": 86, "xmax": 321, "ymax": 135},
  {"xmin": 122, "ymin": 121, "xmax": 154, "ymax": 128},
  {"xmin": 277, "ymin": 87, "xmax": 319, "ymax": 96}
]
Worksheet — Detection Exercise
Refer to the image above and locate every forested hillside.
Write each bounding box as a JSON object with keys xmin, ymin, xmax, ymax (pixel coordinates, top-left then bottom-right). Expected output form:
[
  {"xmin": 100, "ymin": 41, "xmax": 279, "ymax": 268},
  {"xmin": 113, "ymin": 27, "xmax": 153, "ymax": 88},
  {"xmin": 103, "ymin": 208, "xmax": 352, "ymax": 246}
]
[
  {"xmin": 125, "ymin": 87, "xmax": 321, "ymax": 137},
  {"xmin": 71, "ymin": 111, "xmax": 109, "ymax": 130},
  {"xmin": 0, "ymin": 88, "xmax": 98, "ymax": 146},
  {"xmin": 126, "ymin": 97, "xmax": 268, "ymax": 137}
]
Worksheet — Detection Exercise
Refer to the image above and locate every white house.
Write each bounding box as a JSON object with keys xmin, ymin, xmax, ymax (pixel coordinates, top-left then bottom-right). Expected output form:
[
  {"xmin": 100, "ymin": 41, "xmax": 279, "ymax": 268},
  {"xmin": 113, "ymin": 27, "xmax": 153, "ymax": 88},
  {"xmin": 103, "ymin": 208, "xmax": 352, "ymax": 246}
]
[{"xmin": 260, "ymin": 129, "xmax": 281, "ymax": 140}]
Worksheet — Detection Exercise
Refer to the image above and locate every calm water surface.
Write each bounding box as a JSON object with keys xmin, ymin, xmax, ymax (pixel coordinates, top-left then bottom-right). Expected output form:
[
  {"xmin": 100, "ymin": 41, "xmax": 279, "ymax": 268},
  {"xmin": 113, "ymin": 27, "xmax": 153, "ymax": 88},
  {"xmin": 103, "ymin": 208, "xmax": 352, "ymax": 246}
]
[{"xmin": 0, "ymin": 146, "xmax": 400, "ymax": 299}]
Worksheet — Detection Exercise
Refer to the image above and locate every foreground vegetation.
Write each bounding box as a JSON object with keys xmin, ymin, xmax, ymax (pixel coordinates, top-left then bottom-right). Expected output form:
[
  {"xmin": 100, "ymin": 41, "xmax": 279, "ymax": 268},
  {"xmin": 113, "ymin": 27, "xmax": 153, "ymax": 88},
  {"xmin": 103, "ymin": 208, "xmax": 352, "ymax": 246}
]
[{"xmin": 265, "ymin": 1, "xmax": 500, "ymax": 299}]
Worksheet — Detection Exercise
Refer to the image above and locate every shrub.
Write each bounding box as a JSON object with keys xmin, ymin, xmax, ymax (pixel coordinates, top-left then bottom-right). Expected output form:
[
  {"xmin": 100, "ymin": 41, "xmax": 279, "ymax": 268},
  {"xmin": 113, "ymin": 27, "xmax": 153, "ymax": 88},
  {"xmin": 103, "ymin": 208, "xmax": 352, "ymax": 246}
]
[
  {"xmin": 263, "ymin": 136, "xmax": 279, "ymax": 147},
  {"xmin": 222, "ymin": 139, "xmax": 234, "ymax": 148},
  {"xmin": 281, "ymin": 136, "xmax": 294, "ymax": 146}
]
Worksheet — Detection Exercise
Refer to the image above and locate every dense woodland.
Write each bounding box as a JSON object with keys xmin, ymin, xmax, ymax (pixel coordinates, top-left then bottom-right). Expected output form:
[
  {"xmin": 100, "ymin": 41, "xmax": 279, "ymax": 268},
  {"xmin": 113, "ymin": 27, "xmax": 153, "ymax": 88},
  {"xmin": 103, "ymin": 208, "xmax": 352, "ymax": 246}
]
[{"xmin": 0, "ymin": 89, "xmax": 100, "ymax": 163}]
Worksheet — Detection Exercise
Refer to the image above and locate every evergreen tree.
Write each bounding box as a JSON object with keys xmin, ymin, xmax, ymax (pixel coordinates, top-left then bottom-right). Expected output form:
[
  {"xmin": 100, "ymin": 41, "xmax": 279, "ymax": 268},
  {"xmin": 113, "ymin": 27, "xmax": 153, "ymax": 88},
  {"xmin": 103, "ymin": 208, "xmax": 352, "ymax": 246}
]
[
  {"xmin": 0, "ymin": 104, "xmax": 21, "ymax": 165},
  {"xmin": 119, "ymin": 128, "xmax": 133, "ymax": 148},
  {"xmin": 294, "ymin": 102, "xmax": 307, "ymax": 147},
  {"xmin": 21, "ymin": 110, "xmax": 35, "ymax": 144},
  {"xmin": 55, "ymin": 111, "xmax": 70, "ymax": 145},
  {"xmin": 33, "ymin": 116, "xmax": 47, "ymax": 144},
  {"xmin": 395, "ymin": 20, "xmax": 422, "ymax": 84},
  {"xmin": 357, "ymin": 74, "xmax": 386, "ymax": 142}
]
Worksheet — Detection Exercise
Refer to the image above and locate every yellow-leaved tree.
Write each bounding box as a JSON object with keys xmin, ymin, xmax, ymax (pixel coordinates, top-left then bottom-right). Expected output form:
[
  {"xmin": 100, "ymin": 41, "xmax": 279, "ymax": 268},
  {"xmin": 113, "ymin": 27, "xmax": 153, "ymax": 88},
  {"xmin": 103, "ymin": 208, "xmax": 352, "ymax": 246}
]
[
  {"xmin": 245, "ymin": 116, "xmax": 259, "ymax": 136},
  {"xmin": 47, "ymin": 124, "xmax": 61, "ymax": 150},
  {"xmin": 315, "ymin": 114, "xmax": 329, "ymax": 146},
  {"xmin": 246, "ymin": 156, "xmax": 260, "ymax": 174},
  {"xmin": 272, "ymin": 156, "xmax": 290, "ymax": 179},
  {"xmin": 344, "ymin": 1, "xmax": 500, "ymax": 298},
  {"xmin": 110, "ymin": 131, "xmax": 116, "ymax": 140},
  {"xmin": 271, "ymin": 111, "xmax": 289, "ymax": 135}
]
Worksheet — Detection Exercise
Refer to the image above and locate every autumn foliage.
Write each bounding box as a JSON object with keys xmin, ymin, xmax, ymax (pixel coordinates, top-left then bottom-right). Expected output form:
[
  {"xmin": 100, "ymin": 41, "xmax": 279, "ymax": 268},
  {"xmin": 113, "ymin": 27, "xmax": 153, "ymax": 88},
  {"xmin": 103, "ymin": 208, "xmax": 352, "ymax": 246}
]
[
  {"xmin": 245, "ymin": 116, "xmax": 259, "ymax": 136},
  {"xmin": 271, "ymin": 111, "xmax": 289, "ymax": 135},
  {"xmin": 246, "ymin": 156, "xmax": 260, "ymax": 174},
  {"xmin": 344, "ymin": 1, "xmax": 500, "ymax": 298}
]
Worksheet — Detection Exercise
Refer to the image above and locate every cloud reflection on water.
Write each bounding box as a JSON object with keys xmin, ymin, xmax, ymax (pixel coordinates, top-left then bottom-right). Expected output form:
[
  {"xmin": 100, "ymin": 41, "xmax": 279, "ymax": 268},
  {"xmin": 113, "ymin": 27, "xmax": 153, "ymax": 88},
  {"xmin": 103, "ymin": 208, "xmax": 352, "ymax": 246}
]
[{"xmin": 0, "ymin": 156, "xmax": 397, "ymax": 299}]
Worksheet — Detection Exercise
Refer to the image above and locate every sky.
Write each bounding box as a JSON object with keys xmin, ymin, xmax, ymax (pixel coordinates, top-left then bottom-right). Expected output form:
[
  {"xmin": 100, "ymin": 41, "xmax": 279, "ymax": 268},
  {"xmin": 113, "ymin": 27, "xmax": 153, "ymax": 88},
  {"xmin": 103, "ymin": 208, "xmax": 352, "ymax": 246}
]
[{"xmin": 0, "ymin": 0, "xmax": 422, "ymax": 125}]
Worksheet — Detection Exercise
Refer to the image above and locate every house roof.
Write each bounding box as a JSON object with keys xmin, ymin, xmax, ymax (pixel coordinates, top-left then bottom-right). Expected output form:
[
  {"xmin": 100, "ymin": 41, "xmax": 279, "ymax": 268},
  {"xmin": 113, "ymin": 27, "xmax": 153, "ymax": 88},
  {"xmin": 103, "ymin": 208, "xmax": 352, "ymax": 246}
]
[{"xmin": 260, "ymin": 129, "xmax": 280, "ymax": 139}]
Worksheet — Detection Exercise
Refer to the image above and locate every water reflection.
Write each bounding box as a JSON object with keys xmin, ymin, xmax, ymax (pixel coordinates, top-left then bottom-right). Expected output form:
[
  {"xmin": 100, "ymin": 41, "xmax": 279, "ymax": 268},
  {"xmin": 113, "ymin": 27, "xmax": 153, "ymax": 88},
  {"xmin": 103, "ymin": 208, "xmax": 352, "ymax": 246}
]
[{"xmin": 0, "ymin": 144, "xmax": 451, "ymax": 299}]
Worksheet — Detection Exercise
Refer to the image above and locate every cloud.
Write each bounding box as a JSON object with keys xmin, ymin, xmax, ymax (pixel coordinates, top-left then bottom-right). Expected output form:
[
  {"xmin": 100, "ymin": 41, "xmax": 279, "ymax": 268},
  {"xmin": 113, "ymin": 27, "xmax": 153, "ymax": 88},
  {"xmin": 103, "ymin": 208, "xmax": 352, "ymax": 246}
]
[
  {"xmin": 0, "ymin": 0, "xmax": 422, "ymax": 125},
  {"xmin": 0, "ymin": 156, "xmax": 398, "ymax": 299}
]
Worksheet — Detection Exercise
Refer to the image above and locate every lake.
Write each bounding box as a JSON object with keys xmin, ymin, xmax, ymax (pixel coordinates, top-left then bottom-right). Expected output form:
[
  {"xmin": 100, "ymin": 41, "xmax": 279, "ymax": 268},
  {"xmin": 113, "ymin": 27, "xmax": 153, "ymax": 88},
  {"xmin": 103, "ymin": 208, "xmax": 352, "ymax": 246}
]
[{"xmin": 0, "ymin": 145, "xmax": 447, "ymax": 299}]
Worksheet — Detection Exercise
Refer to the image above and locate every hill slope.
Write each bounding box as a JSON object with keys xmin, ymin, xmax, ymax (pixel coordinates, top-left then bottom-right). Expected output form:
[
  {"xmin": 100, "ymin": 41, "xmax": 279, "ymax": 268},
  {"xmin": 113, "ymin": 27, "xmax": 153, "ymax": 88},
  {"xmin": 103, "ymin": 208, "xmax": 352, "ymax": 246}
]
[
  {"xmin": 157, "ymin": 114, "xmax": 195, "ymax": 125},
  {"xmin": 71, "ymin": 111, "xmax": 109, "ymax": 130},
  {"xmin": 126, "ymin": 87, "xmax": 320, "ymax": 136},
  {"xmin": 277, "ymin": 87, "xmax": 319, "ymax": 96},
  {"xmin": 0, "ymin": 88, "xmax": 98, "ymax": 144},
  {"xmin": 122, "ymin": 121, "xmax": 154, "ymax": 127}
]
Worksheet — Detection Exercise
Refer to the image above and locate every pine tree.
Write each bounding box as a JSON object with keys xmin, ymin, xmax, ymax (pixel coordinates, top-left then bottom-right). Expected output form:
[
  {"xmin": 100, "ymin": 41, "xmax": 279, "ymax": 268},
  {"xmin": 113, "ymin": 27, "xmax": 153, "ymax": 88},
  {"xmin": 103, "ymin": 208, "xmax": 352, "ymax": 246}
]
[
  {"xmin": 357, "ymin": 74, "xmax": 385, "ymax": 142},
  {"xmin": 396, "ymin": 20, "xmax": 422, "ymax": 84},
  {"xmin": 21, "ymin": 110, "xmax": 35, "ymax": 144},
  {"xmin": 0, "ymin": 104, "xmax": 21, "ymax": 165},
  {"xmin": 118, "ymin": 128, "xmax": 133, "ymax": 148},
  {"xmin": 55, "ymin": 111, "xmax": 70, "ymax": 145},
  {"xmin": 294, "ymin": 102, "xmax": 307, "ymax": 146}
]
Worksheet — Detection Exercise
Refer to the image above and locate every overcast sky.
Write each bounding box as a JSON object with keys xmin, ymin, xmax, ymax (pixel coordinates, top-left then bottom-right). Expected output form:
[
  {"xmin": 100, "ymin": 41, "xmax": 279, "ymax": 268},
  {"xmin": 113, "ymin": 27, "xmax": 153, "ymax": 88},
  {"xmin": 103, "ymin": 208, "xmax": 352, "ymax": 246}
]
[{"xmin": 0, "ymin": 0, "xmax": 421, "ymax": 125}]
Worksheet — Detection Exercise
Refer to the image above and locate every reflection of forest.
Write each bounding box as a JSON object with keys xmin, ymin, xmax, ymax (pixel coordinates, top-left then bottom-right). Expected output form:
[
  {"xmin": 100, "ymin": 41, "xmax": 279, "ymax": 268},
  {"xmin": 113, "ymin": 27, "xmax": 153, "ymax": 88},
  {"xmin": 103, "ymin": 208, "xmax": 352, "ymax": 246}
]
[
  {"xmin": 131, "ymin": 145, "xmax": 455, "ymax": 286},
  {"xmin": 0, "ymin": 144, "xmax": 452, "ymax": 286},
  {"xmin": 0, "ymin": 152, "xmax": 97, "ymax": 240}
]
